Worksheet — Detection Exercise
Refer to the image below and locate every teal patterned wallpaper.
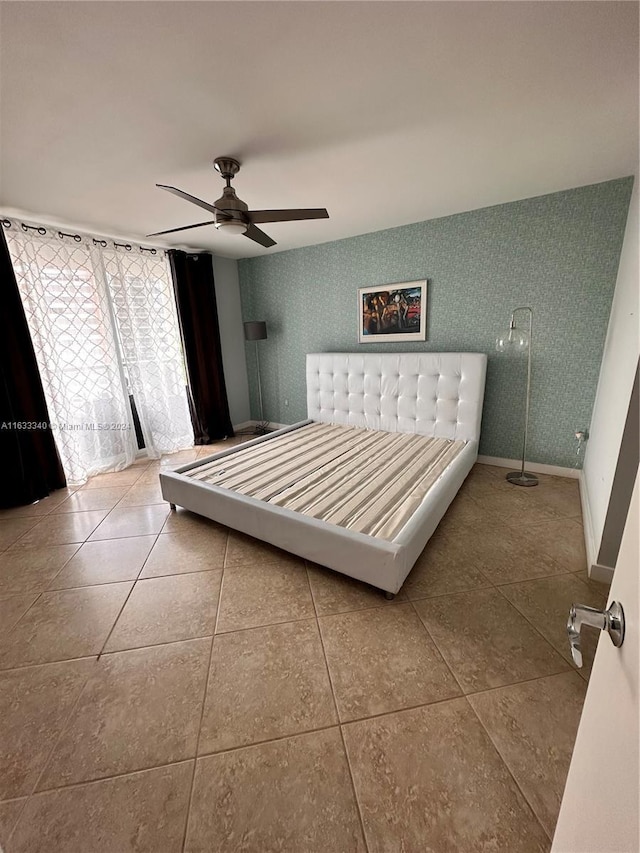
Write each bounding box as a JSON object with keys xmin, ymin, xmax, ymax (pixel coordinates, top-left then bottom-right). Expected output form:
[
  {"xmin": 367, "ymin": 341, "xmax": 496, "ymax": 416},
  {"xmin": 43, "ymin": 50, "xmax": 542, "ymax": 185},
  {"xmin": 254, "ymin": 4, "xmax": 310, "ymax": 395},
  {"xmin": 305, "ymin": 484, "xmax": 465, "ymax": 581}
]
[{"xmin": 238, "ymin": 178, "xmax": 633, "ymax": 467}]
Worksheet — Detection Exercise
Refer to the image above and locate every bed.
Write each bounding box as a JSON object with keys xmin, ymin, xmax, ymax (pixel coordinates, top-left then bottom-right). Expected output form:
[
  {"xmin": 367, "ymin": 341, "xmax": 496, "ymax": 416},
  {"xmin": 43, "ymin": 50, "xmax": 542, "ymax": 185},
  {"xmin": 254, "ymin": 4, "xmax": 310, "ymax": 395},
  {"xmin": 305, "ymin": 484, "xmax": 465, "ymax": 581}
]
[{"xmin": 159, "ymin": 352, "xmax": 487, "ymax": 596}]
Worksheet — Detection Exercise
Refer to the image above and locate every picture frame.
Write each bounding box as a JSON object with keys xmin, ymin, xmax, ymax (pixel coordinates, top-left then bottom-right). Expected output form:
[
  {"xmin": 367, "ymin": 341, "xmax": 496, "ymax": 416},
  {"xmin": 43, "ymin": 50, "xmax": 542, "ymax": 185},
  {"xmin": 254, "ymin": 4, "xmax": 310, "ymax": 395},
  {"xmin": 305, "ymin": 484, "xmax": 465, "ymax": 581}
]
[{"xmin": 357, "ymin": 280, "xmax": 427, "ymax": 343}]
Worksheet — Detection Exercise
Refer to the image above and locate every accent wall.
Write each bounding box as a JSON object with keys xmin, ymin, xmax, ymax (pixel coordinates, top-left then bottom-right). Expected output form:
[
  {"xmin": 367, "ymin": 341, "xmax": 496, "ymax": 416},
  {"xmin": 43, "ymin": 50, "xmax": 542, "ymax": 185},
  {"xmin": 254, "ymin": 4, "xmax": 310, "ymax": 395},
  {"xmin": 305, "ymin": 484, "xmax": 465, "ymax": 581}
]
[{"xmin": 238, "ymin": 178, "xmax": 633, "ymax": 468}]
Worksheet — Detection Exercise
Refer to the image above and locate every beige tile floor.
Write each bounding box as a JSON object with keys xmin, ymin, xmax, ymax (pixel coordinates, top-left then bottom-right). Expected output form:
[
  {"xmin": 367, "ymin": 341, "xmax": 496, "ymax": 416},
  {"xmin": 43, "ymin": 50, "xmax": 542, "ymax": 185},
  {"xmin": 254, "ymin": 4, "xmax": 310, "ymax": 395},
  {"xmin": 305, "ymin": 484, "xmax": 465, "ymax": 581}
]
[{"xmin": 0, "ymin": 446, "xmax": 608, "ymax": 852}]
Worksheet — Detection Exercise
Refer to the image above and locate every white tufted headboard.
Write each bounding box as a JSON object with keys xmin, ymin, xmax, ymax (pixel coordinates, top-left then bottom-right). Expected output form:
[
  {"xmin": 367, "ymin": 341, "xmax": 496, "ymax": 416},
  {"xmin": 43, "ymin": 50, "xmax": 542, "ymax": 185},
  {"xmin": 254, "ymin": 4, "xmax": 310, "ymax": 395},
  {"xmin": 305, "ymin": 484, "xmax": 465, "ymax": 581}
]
[{"xmin": 306, "ymin": 352, "xmax": 487, "ymax": 443}]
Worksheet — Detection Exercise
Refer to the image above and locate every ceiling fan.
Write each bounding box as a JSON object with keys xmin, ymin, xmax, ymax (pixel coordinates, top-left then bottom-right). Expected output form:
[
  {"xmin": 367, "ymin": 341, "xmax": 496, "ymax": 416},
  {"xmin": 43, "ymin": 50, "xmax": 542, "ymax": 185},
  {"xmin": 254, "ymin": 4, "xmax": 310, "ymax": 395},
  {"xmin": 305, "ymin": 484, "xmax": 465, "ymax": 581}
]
[{"xmin": 148, "ymin": 157, "xmax": 329, "ymax": 248}]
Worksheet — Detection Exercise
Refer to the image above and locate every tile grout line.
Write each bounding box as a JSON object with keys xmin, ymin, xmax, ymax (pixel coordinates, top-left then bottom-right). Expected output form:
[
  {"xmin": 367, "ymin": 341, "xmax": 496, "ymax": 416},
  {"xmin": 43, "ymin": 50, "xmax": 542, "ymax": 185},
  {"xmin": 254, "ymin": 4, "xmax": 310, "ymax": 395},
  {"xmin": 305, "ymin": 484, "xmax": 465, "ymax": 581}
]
[
  {"xmin": 492, "ymin": 584, "xmax": 579, "ymax": 668},
  {"xmin": 406, "ymin": 597, "xmax": 467, "ymax": 696},
  {"xmin": 404, "ymin": 578, "xmax": 495, "ymax": 603},
  {"xmin": 180, "ymin": 529, "xmax": 229, "ymax": 853},
  {"xmin": 112, "ymin": 472, "xmax": 155, "ymax": 510},
  {"xmin": 4, "ymin": 794, "xmax": 30, "ymax": 849},
  {"xmin": 0, "ymin": 653, "xmax": 98, "ymax": 676},
  {"xmin": 136, "ymin": 561, "xmax": 225, "ymax": 582},
  {"xmin": 338, "ymin": 724, "xmax": 371, "ymax": 853},
  {"xmin": 100, "ymin": 632, "xmax": 216, "ymax": 658},
  {"xmin": 42, "ymin": 564, "xmax": 222, "ymax": 594},
  {"xmin": 26, "ymin": 658, "xmax": 98, "ymax": 806},
  {"xmin": 25, "ymin": 543, "xmax": 84, "ymax": 595},
  {"xmin": 11, "ymin": 700, "xmax": 471, "ymax": 807},
  {"xmin": 336, "ymin": 691, "xmax": 496, "ymax": 727},
  {"xmin": 307, "ymin": 563, "xmax": 371, "ymax": 853},
  {"xmin": 0, "ymin": 470, "xmax": 180, "ymax": 653},
  {"xmin": 89, "ymin": 512, "xmax": 167, "ymax": 658},
  {"xmin": 7, "ymin": 757, "xmax": 195, "ymax": 798},
  {"xmin": 303, "ymin": 566, "xmax": 345, "ymax": 736},
  {"xmin": 214, "ymin": 610, "xmax": 315, "ymax": 637},
  {"xmin": 197, "ymin": 690, "xmax": 482, "ymax": 754},
  {"xmin": 18, "ymin": 672, "xmax": 585, "ymax": 803},
  {"xmin": 12, "ymin": 497, "xmax": 185, "ymax": 805},
  {"xmin": 409, "ymin": 563, "xmax": 574, "ymax": 670},
  {"xmin": 0, "ymin": 486, "xmax": 80, "ymax": 521},
  {"xmin": 87, "ymin": 512, "xmax": 172, "ymax": 545},
  {"xmin": 0, "ymin": 528, "xmax": 161, "ymax": 664},
  {"xmin": 0, "ymin": 572, "xmax": 573, "ymax": 677},
  {"xmin": 313, "ymin": 594, "xmax": 415, "ymax": 618},
  {"xmin": 213, "ymin": 533, "xmax": 230, "ymax": 636},
  {"xmin": 30, "ymin": 727, "xmax": 344, "ymax": 798},
  {"xmin": 196, "ymin": 722, "xmax": 345, "ymax": 763},
  {"xmin": 0, "ymin": 640, "xmax": 576, "ymax": 700},
  {"xmin": 410, "ymin": 586, "xmax": 572, "ymax": 693},
  {"xmin": 6, "ymin": 513, "xmax": 105, "ymax": 551},
  {"xmin": 96, "ymin": 582, "xmax": 139, "ymax": 660},
  {"xmin": 305, "ymin": 564, "xmax": 341, "ymax": 722},
  {"xmin": 5, "ymin": 576, "xmax": 568, "ymax": 672},
  {"xmin": 463, "ymin": 694, "xmax": 554, "ymax": 843},
  {"xmin": 134, "ymin": 531, "xmax": 162, "ymax": 581},
  {"xmin": 492, "ymin": 568, "xmax": 595, "ymax": 591},
  {"xmin": 464, "ymin": 669, "xmax": 578, "ymax": 698},
  {"xmin": 461, "ymin": 668, "xmax": 578, "ymax": 700},
  {"xmin": 181, "ymin": 634, "xmax": 215, "ymax": 853},
  {"xmin": 0, "ymin": 590, "xmax": 45, "ymax": 642}
]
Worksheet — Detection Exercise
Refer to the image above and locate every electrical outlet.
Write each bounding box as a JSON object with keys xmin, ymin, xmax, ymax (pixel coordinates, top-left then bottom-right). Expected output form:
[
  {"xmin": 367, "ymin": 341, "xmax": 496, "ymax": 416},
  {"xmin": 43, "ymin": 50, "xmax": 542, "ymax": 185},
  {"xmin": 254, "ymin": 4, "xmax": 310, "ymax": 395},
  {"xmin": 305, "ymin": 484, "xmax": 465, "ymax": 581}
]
[{"xmin": 284, "ymin": 399, "xmax": 289, "ymax": 407}]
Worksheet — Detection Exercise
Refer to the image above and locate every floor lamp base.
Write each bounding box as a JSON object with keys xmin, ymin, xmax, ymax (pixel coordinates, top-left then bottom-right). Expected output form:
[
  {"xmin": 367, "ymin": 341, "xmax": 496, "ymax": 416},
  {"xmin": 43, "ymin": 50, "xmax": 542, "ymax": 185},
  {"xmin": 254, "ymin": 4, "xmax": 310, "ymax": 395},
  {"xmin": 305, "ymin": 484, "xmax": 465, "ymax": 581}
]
[{"xmin": 506, "ymin": 471, "xmax": 539, "ymax": 487}]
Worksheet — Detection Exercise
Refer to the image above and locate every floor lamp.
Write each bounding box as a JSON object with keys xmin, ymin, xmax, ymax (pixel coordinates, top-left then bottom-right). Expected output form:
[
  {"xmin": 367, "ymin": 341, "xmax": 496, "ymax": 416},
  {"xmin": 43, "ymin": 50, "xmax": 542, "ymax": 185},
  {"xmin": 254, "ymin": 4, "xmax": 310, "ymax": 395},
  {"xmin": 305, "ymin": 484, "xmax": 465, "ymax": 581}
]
[
  {"xmin": 495, "ymin": 306, "xmax": 538, "ymax": 487},
  {"xmin": 243, "ymin": 321, "xmax": 269, "ymax": 435}
]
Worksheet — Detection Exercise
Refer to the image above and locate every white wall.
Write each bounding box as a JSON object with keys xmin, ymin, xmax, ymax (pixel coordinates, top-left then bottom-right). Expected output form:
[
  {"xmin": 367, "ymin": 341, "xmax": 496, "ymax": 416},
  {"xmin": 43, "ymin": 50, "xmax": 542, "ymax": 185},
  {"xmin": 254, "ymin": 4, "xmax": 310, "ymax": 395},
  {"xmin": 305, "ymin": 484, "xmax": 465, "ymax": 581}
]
[
  {"xmin": 212, "ymin": 255, "xmax": 251, "ymax": 427},
  {"xmin": 581, "ymin": 180, "xmax": 639, "ymax": 566}
]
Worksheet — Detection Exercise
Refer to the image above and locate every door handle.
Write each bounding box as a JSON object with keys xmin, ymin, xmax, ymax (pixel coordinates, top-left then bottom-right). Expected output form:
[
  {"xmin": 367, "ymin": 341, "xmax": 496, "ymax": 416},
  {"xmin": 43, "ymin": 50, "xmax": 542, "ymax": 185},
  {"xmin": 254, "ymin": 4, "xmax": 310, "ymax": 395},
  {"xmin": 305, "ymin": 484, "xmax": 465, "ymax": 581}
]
[{"xmin": 566, "ymin": 601, "xmax": 625, "ymax": 668}]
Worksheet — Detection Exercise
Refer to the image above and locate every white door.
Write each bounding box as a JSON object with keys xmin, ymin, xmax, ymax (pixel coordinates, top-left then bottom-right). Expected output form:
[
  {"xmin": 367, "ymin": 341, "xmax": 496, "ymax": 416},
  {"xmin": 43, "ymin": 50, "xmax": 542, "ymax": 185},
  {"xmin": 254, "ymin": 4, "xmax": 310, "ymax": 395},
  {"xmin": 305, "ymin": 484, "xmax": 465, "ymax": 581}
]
[{"xmin": 552, "ymin": 474, "xmax": 638, "ymax": 852}]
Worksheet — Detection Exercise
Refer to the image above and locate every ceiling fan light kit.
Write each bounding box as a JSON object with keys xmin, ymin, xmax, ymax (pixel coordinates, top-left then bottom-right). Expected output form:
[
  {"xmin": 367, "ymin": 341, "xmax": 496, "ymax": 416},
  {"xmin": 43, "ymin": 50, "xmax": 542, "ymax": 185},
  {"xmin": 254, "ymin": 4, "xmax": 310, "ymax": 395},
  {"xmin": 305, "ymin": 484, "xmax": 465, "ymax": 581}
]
[
  {"xmin": 148, "ymin": 156, "xmax": 329, "ymax": 248},
  {"xmin": 214, "ymin": 220, "xmax": 248, "ymax": 236}
]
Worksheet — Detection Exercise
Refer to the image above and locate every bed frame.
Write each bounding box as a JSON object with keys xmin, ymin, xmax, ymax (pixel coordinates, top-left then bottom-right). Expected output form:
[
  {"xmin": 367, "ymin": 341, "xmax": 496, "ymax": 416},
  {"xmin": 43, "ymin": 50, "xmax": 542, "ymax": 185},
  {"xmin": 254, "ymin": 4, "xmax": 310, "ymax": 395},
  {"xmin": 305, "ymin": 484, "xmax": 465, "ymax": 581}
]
[{"xmin": 159, "ymin": 352, "xmax": 487, "ymax": 595}]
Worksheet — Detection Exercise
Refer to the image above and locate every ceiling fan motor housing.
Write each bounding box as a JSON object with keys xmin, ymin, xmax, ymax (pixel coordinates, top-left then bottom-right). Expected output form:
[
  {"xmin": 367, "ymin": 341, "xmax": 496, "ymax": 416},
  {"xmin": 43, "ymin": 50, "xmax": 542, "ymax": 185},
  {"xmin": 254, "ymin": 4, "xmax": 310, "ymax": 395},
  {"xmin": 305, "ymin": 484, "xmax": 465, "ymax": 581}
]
[
  {"xmin": 213, "ymin": 157, "xmax": 241, "ymax": 181},
  {"xmin": 213, "ymin": 186, "xmax": 249, "ymax": 229}
]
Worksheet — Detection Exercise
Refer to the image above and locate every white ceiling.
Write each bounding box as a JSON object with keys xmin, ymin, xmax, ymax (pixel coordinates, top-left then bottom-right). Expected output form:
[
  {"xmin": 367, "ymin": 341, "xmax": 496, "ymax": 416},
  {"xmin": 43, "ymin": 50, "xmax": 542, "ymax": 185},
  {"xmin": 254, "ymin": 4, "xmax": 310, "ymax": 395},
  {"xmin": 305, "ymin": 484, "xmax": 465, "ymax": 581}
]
[{"xmin": 1, "ymin": 1, "xmax": 637, "ymax": 259}]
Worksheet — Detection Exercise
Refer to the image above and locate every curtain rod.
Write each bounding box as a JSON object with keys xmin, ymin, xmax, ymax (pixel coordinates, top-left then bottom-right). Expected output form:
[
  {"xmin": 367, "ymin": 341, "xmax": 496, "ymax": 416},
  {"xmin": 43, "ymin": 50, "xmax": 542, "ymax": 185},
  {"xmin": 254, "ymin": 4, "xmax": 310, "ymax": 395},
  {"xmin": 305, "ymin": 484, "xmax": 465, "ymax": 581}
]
[{"xmin": 1, "ymin": 218, "xmax": 163, "ymax": 255}]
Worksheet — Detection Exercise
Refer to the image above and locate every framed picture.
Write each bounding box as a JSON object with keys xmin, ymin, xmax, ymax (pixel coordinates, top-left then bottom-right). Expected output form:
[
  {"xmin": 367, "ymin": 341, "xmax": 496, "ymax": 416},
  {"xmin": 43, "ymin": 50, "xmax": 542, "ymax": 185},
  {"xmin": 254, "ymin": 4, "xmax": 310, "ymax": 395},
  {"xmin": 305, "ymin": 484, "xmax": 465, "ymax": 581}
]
[{"xmin": 358, "ymin": 280, "xmax": 427, "ymax": 343}]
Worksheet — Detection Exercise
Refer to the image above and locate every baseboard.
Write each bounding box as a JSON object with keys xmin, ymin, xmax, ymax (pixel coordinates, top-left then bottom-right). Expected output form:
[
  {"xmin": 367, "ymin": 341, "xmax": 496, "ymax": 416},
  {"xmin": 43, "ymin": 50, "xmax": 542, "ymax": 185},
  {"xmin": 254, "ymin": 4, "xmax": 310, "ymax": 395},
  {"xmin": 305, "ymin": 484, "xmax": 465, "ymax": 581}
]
[
  {"xmin": 578, "ymin": 470, "xmax": 598, "ymax": 568},
  {"xmin": 234, "ymin": 419, "xmax": 291, "ymax": 432},
  {"xmin": 578, "ymin": 471, "xmax": 615, "ymax": 585},
  {"xmin": 476, "ymin": 455, "xmax": 580, "ymax": 479},
  {"xmin": 589, "ymin": 563, "xmax": 615, "ymax": 585}
]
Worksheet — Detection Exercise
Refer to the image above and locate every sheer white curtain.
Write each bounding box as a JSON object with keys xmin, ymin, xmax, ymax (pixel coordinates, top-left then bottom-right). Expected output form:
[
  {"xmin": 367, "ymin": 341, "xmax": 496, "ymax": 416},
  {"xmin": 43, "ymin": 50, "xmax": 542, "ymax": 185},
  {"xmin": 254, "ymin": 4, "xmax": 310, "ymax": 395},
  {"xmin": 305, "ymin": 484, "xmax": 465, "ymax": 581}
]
[
  {"xmin": 5, "ymin": 223, "xmax": 193, "ymax": 484},
  {"xmin": 101, "ymin": 247, "xmax": 194, "ymax": 457}
]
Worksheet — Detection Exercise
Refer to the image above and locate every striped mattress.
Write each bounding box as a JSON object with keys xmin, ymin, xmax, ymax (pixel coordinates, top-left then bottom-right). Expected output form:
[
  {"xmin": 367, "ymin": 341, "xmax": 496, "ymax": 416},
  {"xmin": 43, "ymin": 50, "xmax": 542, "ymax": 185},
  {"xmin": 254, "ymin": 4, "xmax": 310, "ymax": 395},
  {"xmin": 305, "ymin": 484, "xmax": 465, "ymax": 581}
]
[{"xmin": 186, "ymin": 422, "xmax": 465, "ymax": 541}]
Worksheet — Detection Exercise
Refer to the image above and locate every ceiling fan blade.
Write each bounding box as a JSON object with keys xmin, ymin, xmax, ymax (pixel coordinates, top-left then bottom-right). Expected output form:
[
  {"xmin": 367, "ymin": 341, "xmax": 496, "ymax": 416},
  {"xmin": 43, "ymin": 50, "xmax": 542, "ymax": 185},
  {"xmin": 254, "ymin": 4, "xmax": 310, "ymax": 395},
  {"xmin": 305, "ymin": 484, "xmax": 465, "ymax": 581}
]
[
  {"xmin": 156, "ymin": 184, "xmax": 220, "ymax": 216},
  {"xmin": 146, "ymin": 220, "xmax": 216, "ymax": 237},
  {"xmin": 248, "ymin": 208, "xmax": 329, "ymax": 224},
  {"xmin": 243, "ymin": 224, "xmax": 277, "ymax": 248}
]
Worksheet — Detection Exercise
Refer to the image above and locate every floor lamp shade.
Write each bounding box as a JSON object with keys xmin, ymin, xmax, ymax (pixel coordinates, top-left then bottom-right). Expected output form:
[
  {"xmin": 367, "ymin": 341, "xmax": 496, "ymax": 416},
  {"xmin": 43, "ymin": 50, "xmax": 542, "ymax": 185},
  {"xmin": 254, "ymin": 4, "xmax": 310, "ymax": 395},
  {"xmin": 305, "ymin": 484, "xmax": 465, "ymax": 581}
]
[{"xmin": 244, "ymin": 321, "xmax": 267, "ymax": 342}]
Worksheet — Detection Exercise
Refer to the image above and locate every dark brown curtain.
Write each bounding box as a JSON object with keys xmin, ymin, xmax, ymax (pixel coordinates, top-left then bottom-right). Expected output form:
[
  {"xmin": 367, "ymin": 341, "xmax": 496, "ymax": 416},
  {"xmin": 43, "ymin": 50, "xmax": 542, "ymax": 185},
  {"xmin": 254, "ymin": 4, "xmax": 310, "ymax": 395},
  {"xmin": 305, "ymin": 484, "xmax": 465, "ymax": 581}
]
[
  {"xmin": 168, "ymin": 250, "xmax": 233, "ymax": 444},
  {"xmin": 0, "ymin": 226, "xmax": 66, "ymax": 507}
]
